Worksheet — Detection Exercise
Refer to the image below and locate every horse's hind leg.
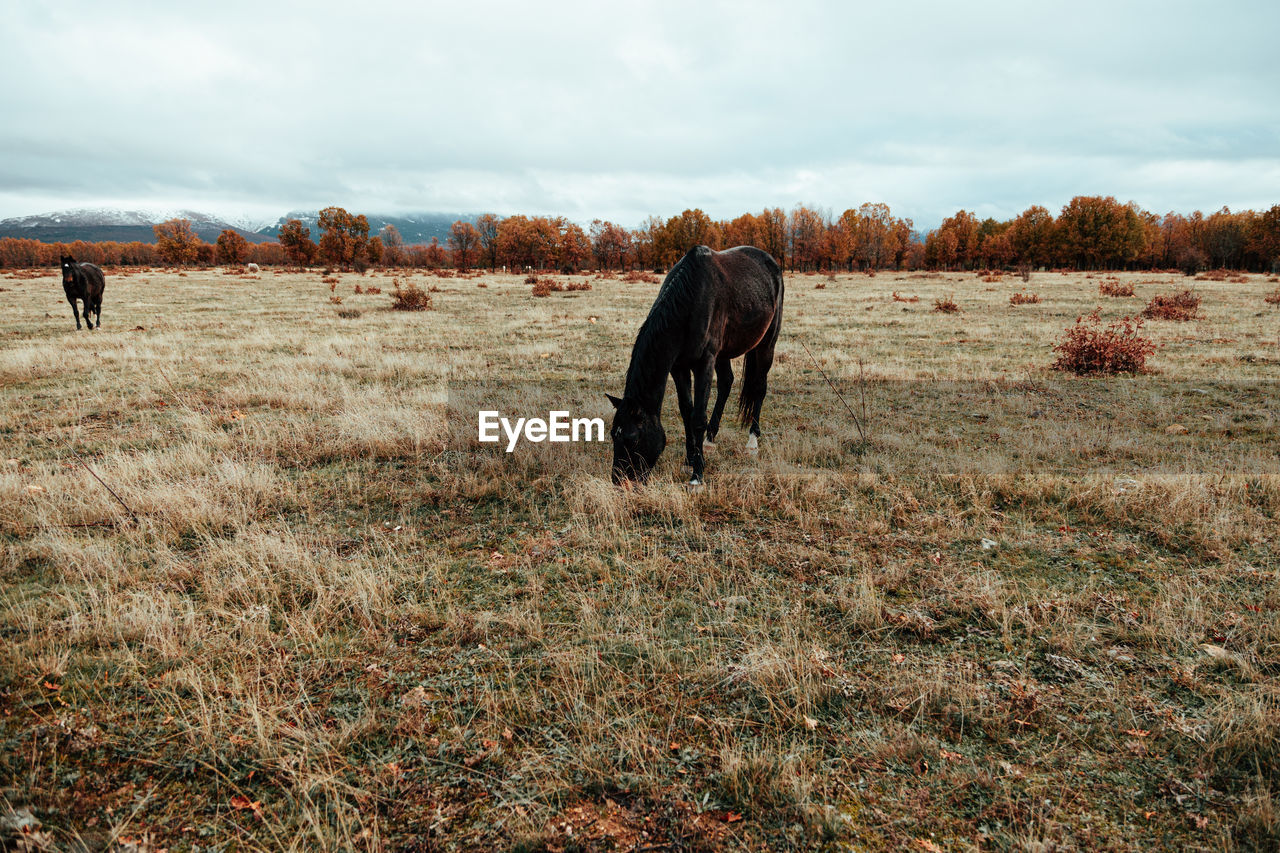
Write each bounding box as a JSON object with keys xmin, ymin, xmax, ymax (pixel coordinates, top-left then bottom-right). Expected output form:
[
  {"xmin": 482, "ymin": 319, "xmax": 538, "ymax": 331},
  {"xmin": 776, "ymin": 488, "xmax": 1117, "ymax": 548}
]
[
  {"xmin": 705, "ymin": 356, "xmax": 733, "ymax": 447},
  {"xmin": 738, "ymin": 333, "xmax": 778, "ymax": 453}
]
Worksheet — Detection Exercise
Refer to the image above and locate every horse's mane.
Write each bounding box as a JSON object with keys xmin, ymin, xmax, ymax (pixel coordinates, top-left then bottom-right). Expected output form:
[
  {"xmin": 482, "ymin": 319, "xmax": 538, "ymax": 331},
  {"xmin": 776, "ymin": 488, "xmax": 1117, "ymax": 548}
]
[{"xmin": 622, "ymin": 248, "xmax": 704, "ymax": 406}]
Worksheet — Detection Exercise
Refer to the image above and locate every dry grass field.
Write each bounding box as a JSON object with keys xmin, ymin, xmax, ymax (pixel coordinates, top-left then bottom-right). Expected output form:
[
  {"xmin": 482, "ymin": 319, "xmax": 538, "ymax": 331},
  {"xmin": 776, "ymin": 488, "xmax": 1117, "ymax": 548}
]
[{"xmin": 2, "ymin": 265, "xmax": 1279, "ymax": 851}]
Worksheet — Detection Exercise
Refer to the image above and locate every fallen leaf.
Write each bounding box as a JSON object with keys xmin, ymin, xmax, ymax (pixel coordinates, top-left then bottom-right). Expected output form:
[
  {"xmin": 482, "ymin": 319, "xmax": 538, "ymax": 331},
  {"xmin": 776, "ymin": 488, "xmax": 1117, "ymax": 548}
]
[
  {"xmin": 725, "ymin": 812, "xmax": 743, "ymax": 823},
  {"xmin": 230, "ymin": 795, "xmax": 263, "ymax": 818},
  {"xmin": 1125, "ymin": 728, "xmax": 1150, "ymax": 738}
]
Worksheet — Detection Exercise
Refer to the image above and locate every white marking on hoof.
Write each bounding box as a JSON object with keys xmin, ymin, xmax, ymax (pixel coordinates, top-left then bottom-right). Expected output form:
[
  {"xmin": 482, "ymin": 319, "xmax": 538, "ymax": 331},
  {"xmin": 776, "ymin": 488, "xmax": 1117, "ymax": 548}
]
[
  {"xmin": 746, "ymin": 434, "xmax": 758, "ymax": 455},
  {"xmin": 687, "ymin": 477, "xmax": 705, "ymax": 492}
]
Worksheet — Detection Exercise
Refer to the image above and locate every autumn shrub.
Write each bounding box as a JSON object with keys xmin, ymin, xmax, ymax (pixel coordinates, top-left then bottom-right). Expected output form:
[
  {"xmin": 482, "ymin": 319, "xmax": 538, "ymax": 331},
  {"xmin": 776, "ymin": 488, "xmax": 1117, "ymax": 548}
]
[
  {"xmin": 353, "ymin": 284, "xmax": 363, "ymax": 294},
  {"xmin": 564, "ymin": 281, "xmax": 592, "ymax": 292},
  {"xmin": 892, "ymin": 291, "xmax": 919, "ymax": 303},
  {"xmin": 328, "ymin": 295, "xmax": 342, "ymax": 305},
  {"xmin": 365, "ymin": 286, "xmax": 381, "ymax": 295},
  {"xmin": 530, "ymin": 277, "xmax": 565, "ymax": 297},
  {"xmin": 1009, "ymin": 292, "xmax": 1040, "ymax": 305},
  {"xmin": 933, "ymin": 295, "xmax": 960, "ymax": 313},
  {"xmin": 1264, "ymin": 289, "xmax": 1280, "ymax": 306},
  {"xmin": 1099, "ymin": 279, "xmax": 1135, "ymax": 297},
  {"xmin": 1142, "ymin": 290, "xmax": 1201, "ymax": 321},
  {"xmin": 622, "ymin": 270, "xmax": 660, "ymax": 284},
  {"xmin": 1195, "ymin": 269, "xmax": 1228, "ymax": 282},
  {"xmin": 391, "ymin": 279, "xmax": 432, "ymax": 311},
  {"xmin": 814, "ymin": 282, "xmax": 826, "ymax": 289},
  {"xmin": 1052, "ymin": 310, "xmax": 1155, "ymax": 375}
]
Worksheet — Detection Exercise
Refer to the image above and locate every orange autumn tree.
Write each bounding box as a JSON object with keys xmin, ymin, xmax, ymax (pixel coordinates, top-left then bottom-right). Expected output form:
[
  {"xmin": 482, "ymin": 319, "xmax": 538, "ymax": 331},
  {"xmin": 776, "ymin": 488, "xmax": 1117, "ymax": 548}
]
[
  {"xmin": 154, "ymin": 218, "xmax": 202, "ymax": 266},
  {"xmin": 317, "ymin": 206, "xmax": 371, "ymax": 269},
  {"xmin": 590, "ymin": 220, "xmax": 632, "ymax": 270},
  {"xmin": 215, "ymin": 229, "xmax": 249, "ymax": 266},
  {"xmin": 278, "ymin": 219, "xmax": 318, "ymax": 267},
  {"xmin": 447, "ymin": 220, "xmax": 481, "ymax": 271}
]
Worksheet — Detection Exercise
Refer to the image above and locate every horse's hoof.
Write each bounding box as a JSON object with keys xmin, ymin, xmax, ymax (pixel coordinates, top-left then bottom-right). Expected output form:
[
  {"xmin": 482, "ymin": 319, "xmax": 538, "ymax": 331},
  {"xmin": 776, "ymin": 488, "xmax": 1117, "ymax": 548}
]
[
  {"xmin": 686, "ymin": 478, "xmax": 705, "ymax": 492},
  {"xmin": 746, "ymin": 435, "xmax": 759, "ymax": 455}
]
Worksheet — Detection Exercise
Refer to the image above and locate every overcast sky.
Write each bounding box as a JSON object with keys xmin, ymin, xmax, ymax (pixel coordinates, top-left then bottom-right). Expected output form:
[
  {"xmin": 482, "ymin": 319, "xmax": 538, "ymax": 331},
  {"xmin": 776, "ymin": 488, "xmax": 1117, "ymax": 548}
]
[{"xmin": 3, "ymin": 0, "xmax": 1278, "ymax": 230}]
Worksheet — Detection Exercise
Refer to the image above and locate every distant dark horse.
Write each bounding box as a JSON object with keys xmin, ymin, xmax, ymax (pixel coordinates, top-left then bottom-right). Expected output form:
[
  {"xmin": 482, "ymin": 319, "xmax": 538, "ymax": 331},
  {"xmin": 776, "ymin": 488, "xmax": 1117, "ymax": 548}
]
[
  {"xmin": 609, "ymin": 245, "xmax": 784, "ymax": 486},
  {"xmin": 60, "ymin": 255, "xmax": 105, "ymax": 330}
]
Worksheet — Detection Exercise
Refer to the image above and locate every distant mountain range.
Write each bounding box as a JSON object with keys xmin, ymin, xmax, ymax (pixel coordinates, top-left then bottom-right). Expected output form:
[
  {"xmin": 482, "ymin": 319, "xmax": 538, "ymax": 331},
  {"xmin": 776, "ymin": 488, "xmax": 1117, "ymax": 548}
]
[{"xmin": 0, "ymin": 208, "xmax": 476, "ymax": 246}]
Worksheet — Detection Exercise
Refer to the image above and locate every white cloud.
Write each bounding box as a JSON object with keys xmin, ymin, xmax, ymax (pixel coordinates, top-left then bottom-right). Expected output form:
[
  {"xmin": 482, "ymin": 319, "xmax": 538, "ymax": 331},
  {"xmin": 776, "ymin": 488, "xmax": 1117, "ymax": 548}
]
[{"xmin": 2, "ymin": 0, "xmax": 1278, "ymax": 228}]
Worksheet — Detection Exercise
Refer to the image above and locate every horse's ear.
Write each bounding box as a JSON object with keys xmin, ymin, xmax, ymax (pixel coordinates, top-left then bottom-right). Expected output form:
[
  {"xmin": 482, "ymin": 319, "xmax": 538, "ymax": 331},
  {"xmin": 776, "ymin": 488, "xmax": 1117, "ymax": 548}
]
[{"xmin": 606, "ymin": 393, "xmax": 624, "ymax": 409}]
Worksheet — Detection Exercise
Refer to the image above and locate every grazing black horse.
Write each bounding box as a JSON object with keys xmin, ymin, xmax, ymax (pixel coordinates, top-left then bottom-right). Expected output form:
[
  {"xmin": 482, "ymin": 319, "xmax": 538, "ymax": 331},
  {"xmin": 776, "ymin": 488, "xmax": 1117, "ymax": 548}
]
[
  {"xmin": 609, "ymin": 245, "xmax": 784, "ymax": 486},
  {"xmin": 60, "ymin": 255, "xmax": 105, "ymax": 330}
]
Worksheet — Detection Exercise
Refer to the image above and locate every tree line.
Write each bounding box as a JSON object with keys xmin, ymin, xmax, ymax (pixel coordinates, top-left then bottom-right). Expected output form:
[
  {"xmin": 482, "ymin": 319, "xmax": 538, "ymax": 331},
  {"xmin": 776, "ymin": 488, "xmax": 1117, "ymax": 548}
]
[{"xmin": 2, "ymin": 197, "xmax": 1277, "ymax": 273}]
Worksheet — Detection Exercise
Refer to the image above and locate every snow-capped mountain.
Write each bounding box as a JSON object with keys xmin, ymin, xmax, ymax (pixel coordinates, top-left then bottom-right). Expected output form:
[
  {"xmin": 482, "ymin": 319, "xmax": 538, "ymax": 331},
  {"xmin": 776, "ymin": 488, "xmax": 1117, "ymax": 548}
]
[
  {"xmin": 0, "ymin": 208, "xmax": 275, "ymax": 244},
  {"xmin": 0, "ymin": 207, "xmax": 478, "ymax": 246}
]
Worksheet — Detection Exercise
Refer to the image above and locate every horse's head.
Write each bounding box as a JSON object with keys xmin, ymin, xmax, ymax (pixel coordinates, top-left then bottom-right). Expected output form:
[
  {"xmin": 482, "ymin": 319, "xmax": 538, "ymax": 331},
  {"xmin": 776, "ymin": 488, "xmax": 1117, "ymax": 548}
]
[
  {"xmin": 60, "ymin": 255, "xmax": 76, "ymax": 285},
  {"xmin": 607, "ymin": 394, "xmax": 665, "ymax": 484}
]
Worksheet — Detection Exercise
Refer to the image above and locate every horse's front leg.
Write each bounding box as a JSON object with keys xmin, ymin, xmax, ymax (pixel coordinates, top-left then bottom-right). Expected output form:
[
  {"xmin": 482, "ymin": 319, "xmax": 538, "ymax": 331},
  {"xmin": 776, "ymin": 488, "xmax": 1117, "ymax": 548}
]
[
  {"xmin": 672, "ymin": 368, "xmax": 696, "ymax": 472},
  {"xmin": 688, "ymin": 359, "xmax": 714, "ymax": 483},
  {"xmin": 68, "ymin": 298, "xmax": 82, "ymax": 330}
]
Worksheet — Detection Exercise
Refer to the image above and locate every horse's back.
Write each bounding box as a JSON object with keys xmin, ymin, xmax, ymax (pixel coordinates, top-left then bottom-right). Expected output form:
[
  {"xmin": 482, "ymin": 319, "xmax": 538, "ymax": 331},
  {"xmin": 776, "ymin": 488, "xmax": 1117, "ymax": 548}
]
[{"xmin": 81, "ymin": 263, "xmax": 106, "ymax": 296}]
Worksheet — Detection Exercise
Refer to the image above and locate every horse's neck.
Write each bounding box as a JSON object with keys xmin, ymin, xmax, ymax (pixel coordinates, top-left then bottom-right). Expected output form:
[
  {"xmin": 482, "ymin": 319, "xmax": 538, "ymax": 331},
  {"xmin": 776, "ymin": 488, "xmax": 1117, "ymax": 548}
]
[{"xmin": 623, "ymin": 326, "xmax": 677, "ymax": 414}]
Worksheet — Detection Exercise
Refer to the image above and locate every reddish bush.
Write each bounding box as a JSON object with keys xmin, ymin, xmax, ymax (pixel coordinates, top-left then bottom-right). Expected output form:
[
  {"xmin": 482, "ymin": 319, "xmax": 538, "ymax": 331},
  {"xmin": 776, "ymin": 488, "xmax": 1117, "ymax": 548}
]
[
  {"xmin": 1099, "ymin": 279, "xmax": 1134, "ymax": 297},
  {"xmin": 391, "ymin": 279, "xmax": 432, "ymax": 311},
  {"xmin": 622, "ymin": 270, "xmax": 660, "ymax": 284},
  {"xmin": 891, "ymin": 291, "xmax": 919, "ymax": 303},
  {"xmin": 1052, "ymin": 310, "xmax": 1154, "ymax": 375},
  {"xmin": 1264, "ymin": 289, "xmax": 1280, "ymax": 306},
  {"xmin": 564, "ymin": 281, "xmax": 592, "ymax": 292},
  {"xmin": 1142, "ymin": 290, "xmax": 1201, "ymax": 321},
  {"xmin": 530, "ymin": 277, "xmax": 564, "ymax": 297},
  {"xmin": 1009, "ymin": 292, "xmax": 1040, "ymax": 305},
  {"xmin": 933, "ymin": 295, "xmax": 960, "ymax": 313}
]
